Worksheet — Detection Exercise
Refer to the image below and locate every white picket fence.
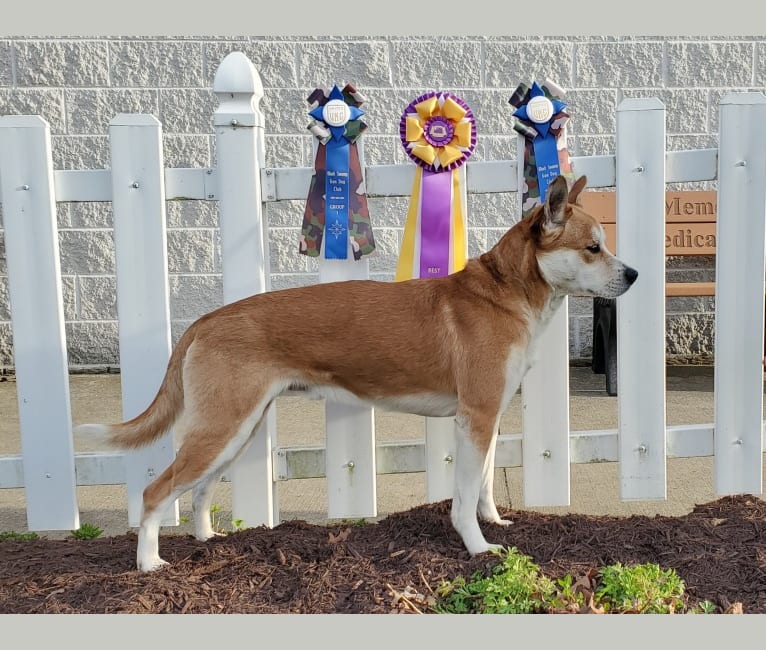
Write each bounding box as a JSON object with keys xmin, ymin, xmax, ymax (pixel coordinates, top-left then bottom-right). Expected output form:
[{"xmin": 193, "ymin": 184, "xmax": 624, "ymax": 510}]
[{"xmin": 0, "ymin": 51, "xmax": 764, "ymax": 532}]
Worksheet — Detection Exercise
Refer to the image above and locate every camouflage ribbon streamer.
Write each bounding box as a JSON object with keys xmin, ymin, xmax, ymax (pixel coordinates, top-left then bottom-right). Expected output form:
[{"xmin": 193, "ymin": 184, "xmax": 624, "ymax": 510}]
[
  {"xmin": 510, "ymin": 79, "xmax": 574, "ymax": 218},
  {"xmin": 299, "ymin": 84, "xmax": 376, "ymax": 260}
]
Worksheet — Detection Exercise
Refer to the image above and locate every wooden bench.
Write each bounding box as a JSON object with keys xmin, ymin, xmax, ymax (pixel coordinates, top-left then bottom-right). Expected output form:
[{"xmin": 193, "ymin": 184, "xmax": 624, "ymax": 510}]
[{"xmin": 580, "ymin": 190, "xmax": 718, "ymax": 395}]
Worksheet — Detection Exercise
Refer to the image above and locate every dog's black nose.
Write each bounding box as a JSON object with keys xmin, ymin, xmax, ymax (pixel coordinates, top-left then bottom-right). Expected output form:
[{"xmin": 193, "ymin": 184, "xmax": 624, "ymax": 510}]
[{"xmin": 624, "ymin": 267, "xmax": 638, "ymax": 285}]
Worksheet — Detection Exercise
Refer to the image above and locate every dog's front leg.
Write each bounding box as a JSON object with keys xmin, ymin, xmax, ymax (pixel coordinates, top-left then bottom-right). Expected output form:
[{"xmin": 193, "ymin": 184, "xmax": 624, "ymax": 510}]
[
  {"xmin": 451, "ymin": 409, "xmax": 504, "ymax": 556},
  {"xmin": 477, "ymin": 422, "xmax": 513, "ymax": 526}
]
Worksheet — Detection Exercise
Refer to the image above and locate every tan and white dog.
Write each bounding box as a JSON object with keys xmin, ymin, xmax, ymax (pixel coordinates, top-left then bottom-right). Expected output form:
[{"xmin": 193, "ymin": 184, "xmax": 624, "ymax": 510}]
[{"xmin": 77, "ymin": 174, "xmax": 637, "ymax": 572}]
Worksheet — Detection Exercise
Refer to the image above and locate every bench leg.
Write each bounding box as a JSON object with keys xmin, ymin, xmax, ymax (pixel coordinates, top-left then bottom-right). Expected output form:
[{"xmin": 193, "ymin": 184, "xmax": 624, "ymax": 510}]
[
  {"xmin": 605, "ymin": 306, "xmax": 618, "ymax": 397},
  {"xmin": 592, "ymin": 298, "xmax": 618, "ymax": 395},
  {"xmin": 591, "ymin": 302, "xmax": 606, "ymax": 375}
]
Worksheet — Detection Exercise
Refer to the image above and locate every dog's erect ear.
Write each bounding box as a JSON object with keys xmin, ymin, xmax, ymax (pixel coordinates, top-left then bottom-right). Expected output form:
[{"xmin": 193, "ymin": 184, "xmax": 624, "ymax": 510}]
[
  {"xmin": 542, "ymin": 175, "xmax": 570, "ymax": 231},
  {"xmin": 568, "ymin": 175, "xmax": 588, "ymax": 205}
]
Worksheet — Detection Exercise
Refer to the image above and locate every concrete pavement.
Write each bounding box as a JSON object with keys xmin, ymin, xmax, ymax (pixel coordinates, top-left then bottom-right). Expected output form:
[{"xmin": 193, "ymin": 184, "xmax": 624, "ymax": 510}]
[{"xmin": 1, "ymin": 365, "xmax": 764, "ymax": 539}]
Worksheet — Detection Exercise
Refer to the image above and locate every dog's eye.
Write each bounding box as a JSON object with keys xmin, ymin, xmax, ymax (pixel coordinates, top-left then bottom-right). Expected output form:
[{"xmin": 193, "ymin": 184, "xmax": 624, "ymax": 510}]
[{"xmin": 586, "ymin": 244, "xmax": 601, "ymax": 254}]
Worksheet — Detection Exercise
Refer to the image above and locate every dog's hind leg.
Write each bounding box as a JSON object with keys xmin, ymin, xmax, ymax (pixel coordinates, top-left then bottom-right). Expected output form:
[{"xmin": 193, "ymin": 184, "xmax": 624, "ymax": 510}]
[
  {"xmin": 190, "ymin": 403, "xmax": 273, "ymax": 541},
  {"xmin": 192, "ymin": 467, "xmax": 229, "ymax": 541},
  {"xmin": 136, "ymin": 382, "xmax": 280, "ymax": 572},
  {"xmin": 451, "ymin": 407, "xmax": 504, "ymax": 556}
]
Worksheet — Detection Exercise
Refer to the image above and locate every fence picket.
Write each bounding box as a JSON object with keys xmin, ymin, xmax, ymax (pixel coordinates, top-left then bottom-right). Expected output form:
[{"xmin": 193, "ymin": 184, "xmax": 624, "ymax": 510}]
[
  {"xmin": 714, "ymin": 93, "xmax": 766, "ymax": 495},
  {"xmin": 518, "ymin": 137, "xmax": 571, "ymax": 507},
  {"xmin": 615, "ymin": 98, "xmax": 667, "ymax": 500},
  {"xmin": 0, "ymin": 116, "xmax": 79, "ymax": 530},
  {"xmin": 109, "ymin": 114, "xmax": 179, "ymax": 527},
  {"xmin": 318, "ymin": 137, "xmax": 378, "ymax": 519},
  {"xmin": 213, "ymin": 52, "xmax": 278, "ymax": 528}
]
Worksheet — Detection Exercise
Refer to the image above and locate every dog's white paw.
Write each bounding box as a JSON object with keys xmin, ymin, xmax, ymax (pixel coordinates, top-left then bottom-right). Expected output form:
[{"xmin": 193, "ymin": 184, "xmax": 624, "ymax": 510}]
[
  {"xmin": 466, "ymin": 541, "xmax": 505, "ymax": 556},
  {"xmin": 195, "ymin": 530, "xmax": 224, "ymax": 542},
  {"xmin": 482, "ymin": 543, "xmax": 505, "ymax": 554},
  {"xmin": 137, "ymin": 557, "xmax": 169, "ymax": 572},
  {"xmin": 492, "ymin": 517, "xmax": 514, "ymax": 527}
]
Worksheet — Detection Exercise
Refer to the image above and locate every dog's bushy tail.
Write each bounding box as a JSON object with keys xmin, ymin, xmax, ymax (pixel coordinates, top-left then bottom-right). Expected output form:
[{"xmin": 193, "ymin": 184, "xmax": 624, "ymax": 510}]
[{"xmin": 75, "ymin": 329, "xmax": 194, "ymax": 449}]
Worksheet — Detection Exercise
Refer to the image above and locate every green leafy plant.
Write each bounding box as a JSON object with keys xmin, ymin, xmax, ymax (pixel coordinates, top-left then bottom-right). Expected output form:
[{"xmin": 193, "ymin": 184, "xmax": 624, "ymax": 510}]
[
  {"xmin": 210, "ymin": 504, "xmax": 224, "ymax": 534},
  {"xmin": 690, "ymin": 599, "xmax": 717, "ymax": 614},
  {"xmin": 547, "ymin": 573, "xmax": 587, "ymax": 611},
  {"xmin": 232, "ymin": 518, "xmax": 247, "ymax": 532},
  {"xmin": 70, "ymin": 523, "xmax": 104, "ymax": 540},
  {"xmin": 435, "ymin": 547, "xmax": 556, "ymax": 614},
  {"xmin": 0, "ymin": 530, "xmax": 40, "ymax": 541},
  {"xmin": 595, "ymin": 562, "xmax": 685, "ymax": 613},
  {"xmin": 340, "ymin": 518, "xmax": 368, "ymax": 527}
]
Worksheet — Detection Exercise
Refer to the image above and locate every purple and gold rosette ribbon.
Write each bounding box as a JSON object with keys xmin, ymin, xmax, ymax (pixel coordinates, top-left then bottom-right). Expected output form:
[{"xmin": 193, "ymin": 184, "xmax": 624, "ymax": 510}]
[
  {"xmin": 299, "ymin": 84, "xmax": 376, "ymax": 260},
  {"xmin": 510, "ymin": 79, "xmax": 574, "ymax": 218},
  {"xmin": 394, "ymin": 92, "xmax": 476, "ymax": 281}
]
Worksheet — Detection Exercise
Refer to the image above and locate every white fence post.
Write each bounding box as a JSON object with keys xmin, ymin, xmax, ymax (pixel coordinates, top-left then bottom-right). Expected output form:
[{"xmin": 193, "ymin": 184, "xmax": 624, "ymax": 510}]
[
  {"xmin": 714, "ymin": 92, "xmax": 766, "ymax": 495},
  {"xmin": 317, "ymin": 139, "xmax": 377, "ymax": 519},
  {"xmin": 615, "ymin": 98, "xmax": 667, "ymax": 501},
  {"xmin": 518, "ymin": 138, "xmax": 570, "ymax": 507},
  {"xmin": 109, "ymin": 114, "xmax": 179, "ymax": 527},
  {"xmin": 0, "ymin": 116, "xmax": 80, "ymax": 530},
  {"xmin": 213, "ymin": 52, "xmax": 277, "ymax": 528}
]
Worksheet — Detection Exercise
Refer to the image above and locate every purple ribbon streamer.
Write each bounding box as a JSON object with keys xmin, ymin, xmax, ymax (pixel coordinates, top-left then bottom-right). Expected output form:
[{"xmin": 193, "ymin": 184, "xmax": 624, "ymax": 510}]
[{"xmin": 419, "ymin": 169, "xmax": 452, "ymax": 278}]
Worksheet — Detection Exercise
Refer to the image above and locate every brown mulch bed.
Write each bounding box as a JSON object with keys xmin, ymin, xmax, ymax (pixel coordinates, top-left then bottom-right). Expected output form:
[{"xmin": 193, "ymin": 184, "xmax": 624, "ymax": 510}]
[{"xmin": 2, "ymin": 494, "xmax": 765, "ymax": 614}]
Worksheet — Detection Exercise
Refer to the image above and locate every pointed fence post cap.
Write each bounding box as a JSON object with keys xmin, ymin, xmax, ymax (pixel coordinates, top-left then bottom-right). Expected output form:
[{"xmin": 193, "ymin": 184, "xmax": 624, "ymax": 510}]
[{"xmin": 213, "ymin": 51, "xmax": 264, "ymax": 127}]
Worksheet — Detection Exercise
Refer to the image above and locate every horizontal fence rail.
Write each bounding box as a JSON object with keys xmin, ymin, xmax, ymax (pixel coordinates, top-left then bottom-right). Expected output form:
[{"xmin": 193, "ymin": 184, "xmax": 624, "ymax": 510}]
[
  {"xmin": 0, "ymin": 149, "xmax": 718, "ymax": 205},
  {"xmin": 5, "ymin": 424, "xmax": 766, "ymax": 488}
]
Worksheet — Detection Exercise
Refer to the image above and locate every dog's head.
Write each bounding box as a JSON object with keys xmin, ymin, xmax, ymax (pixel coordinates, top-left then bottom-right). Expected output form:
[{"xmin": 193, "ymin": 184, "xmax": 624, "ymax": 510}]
[{"xmin": 529, "ymin": 175, "xmax": 638, "ymax": 299}]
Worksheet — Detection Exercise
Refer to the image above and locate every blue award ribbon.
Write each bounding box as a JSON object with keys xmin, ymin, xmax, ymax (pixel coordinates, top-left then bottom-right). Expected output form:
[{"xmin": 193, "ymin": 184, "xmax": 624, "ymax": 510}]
[
  {"xmin": 324, "ymin": 136, "xmax": 350, "ymax": 259},
  {"xmin": 532, "ymin": 132, "xmax": 561, "ymax": 206},
  {"xmin": 512, "ymin": 81, "xmax": 568, "ymax": 205},
  {"xmin": 306, "ymin": 85, "xmax": 366, "ymax": 260}
]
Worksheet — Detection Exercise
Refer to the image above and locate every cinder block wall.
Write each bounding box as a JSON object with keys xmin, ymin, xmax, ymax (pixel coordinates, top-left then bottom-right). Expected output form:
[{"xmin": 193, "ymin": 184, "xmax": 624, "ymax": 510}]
[{"xmin": 1, "ymin": 35, "xmax": 762, "ymax": 369}]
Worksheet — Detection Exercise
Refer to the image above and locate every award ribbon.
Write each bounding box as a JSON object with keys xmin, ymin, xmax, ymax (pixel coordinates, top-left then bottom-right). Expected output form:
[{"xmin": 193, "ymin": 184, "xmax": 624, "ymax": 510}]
[
  {"xmin": 510, "ymin": 80, "xmax": 574, "ymax": 217},
  {"xmin": 395, "ymin": 92, "xmax": 476, "ymax": 281},
  {"xmin": 300, "ymin": 84, "xmax": 376, "ymax": 260}
]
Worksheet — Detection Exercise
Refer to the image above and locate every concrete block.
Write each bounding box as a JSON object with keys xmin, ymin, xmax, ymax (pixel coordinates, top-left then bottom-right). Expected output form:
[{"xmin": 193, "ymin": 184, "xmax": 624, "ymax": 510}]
[
  {"xmin": 667, "ymin": 41, "xmax": 753, "ymax": 87},
  {"xmin": 268, "ymin": 227, "xmax": 308, "ymax": 273},
  {"xmin": 0, "ymin": 276, "xmax": 9, "ymax": 321},
  {"xmin": 162, "ymin": 135, "xmax": 211, "ymax": 168},
  {"xmin": 15, "ymin": 40, "xmax": 109, "ymax": 87},
  {"xmin": 391, "ymin": 40, "xmax": 481, "ymax": 87},
  {"xmin": 58, "ymin": 230, "xmax": 115, "ymax": 275},
  {"xmin": 169, "ymin": 274, "xmax": 223, "ymax": 321},
  {"xmin": 485, "ymin": 40, "xmax": 574, "ymax": 89},
  {"xmin": 110, "ymin": 40, "xmax": 204, "ymax": 87},
  {"xmin": 66, "ymin": 89, "xmax": 159, "ymax": 135},
  {"xmin": 0, "ymin": 89, "xmax": 66, "ymax": 134},
  {"xmin": 65, "ymin": 321, "xmax": 119, "ymax": 366},
  {"xmin": 204, "ymin": 41, "xmax": 298, "ymax": 88},
  {"xmin": 576, "ymin": 42, "xmax": 663, "ymax": 88},
  {"xmin": 160, "ymin": 88, "xmax": 217, "ymax": 134},
  {"xmin": 299, "ymin": 41, "xmax": 391, "ymax": 88},
  {"xmin": 166, "ymin": 229, "xmax": 215, "ymax": 273},
  {"xmin": 166, "ymin": 199, "xmax": 218, "ymax": 228},
  {"xmin": 78, "ymin": 275, "xmax": 117, "ymax": 320},
  {"xmin": 52, "ymin": 135, "xmax": 109, "ymax": 170}
]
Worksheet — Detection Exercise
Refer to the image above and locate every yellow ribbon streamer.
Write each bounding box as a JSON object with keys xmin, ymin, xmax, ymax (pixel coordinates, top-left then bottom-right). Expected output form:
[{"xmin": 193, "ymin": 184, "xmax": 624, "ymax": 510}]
[{"xmin": 394, "ymin": 167, "xmax": 467, "ymax": 282}]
